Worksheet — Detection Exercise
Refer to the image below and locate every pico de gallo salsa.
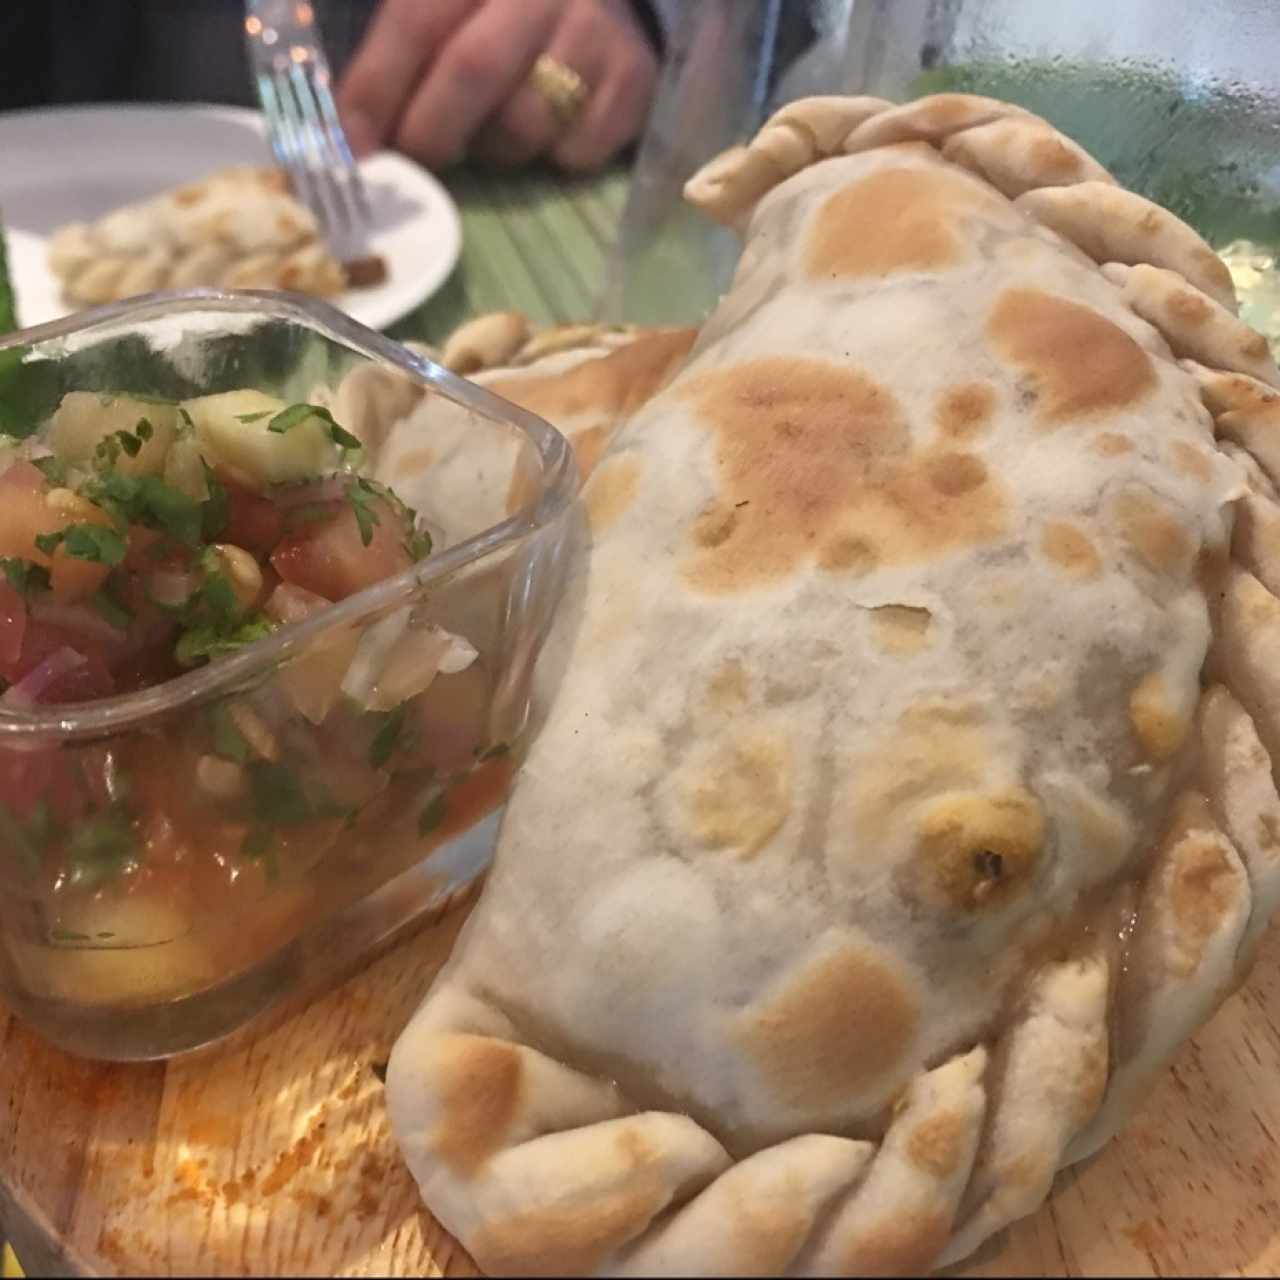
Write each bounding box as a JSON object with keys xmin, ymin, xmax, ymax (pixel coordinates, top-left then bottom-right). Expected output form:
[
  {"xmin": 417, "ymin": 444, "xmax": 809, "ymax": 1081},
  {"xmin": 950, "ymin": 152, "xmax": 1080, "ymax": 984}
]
[{"xmin": 0, "ymin": 386, "xmax": 510, "ymax": 1007}]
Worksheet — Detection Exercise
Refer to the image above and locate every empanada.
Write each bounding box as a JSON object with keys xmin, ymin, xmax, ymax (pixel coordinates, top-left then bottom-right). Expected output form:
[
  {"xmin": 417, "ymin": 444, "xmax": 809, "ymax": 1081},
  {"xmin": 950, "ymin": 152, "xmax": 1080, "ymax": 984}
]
[
  {"xmin": 47, "ymin": 167, "xmax": 349, "ymax": 305},
  {"xmin": 386, "ymin": 93, "xmax": 1280, "ymax": 1276}
]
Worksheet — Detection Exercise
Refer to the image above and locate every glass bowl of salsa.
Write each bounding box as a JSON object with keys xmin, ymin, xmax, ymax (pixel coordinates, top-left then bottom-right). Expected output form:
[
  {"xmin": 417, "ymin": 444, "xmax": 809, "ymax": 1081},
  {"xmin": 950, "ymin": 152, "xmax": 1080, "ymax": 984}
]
[{"xmin": 0, "ymin": 289, "xmax": 577, "ymax": 1060}]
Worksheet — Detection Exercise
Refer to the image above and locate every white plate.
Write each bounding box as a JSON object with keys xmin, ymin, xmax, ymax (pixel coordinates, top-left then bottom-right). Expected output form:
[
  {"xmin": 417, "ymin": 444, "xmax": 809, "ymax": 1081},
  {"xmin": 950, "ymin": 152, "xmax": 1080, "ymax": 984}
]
[{"xmin": 0, "ymin": 102, "xmax": 462, "ymax": 333}]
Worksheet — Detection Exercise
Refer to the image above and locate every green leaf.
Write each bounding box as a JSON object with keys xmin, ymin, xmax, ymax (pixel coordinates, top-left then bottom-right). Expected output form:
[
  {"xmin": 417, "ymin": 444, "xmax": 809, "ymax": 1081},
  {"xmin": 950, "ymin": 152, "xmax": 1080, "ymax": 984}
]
[
  {"xmin": 90, "ymin": 581, "xmax": 133, "ymax": 631},
  {"xmin": 65, "ymin": 808, "xmax": 136, "ymax": 889},
  {"xmin": 116, "ymin": 428, "xmax": 143, "ymax": 458},
  {"xmin": 1, "ymin": 557, "xmax": 50, "ymax": 596},
  {"xmin": 33, "ymin": 530, "xmax": 63, "ymax": 557},
  {"xmin": 175, "ymin": 613, "xmax": 273, "ymax": 666},
  {"xmin": 328, "ymin": 423, "xmax": 363, "ymax": 452},
  {"xmin": 369, "ymin": 703, "xmax": 407, "ymax": 769},
  {"xmin": 241, "ymin": 825, "xmax": 273, "ymax": 858},
  {"xmin": 248, "ymin": 761, "xmax": 314, "ymax": 826},
  {"xmin": 137, "ymin": 475, "xmax": 203, "ymax": 545},
  {"xmin": 266, "ymin": 403, "xmax": 337, "ymax": 435},
  {"xmin": 50, "ymin": 928, "xmax": 91, "ymax": 944},
  {"xmin": 209, "ymin": 705, "xmax": 251, "ymax": 763},
  {"xmin": 61, "ymin": 523, "xmax": 127, "ymax": 566},
  {"xmin": 417, "ymin": 791, "xmax": 448, "ymax": 837},
  {"xmin": 235, "ymin": 410, "xmax": 274, "ymax": 424},
  {"xmin": 135, "ymin": 418, "xmax": 154, "ymax": 442},
  {"xmin": 0, "ymin": 800, "xmax": 52, "ymax": 876},
  {"xmin": 346, "ymin": 479, "xmax": 380, "ymax": 547},
  {"xmin": 200, "ymin": 463, "xmax": 229, "ymax": 541},
  {"xmin": 406, "ymin": 530, "xmax": 432, "ymax": 561},
  {"xmin": 31, "ymin": 455, "xmax": 69, "ymax": 487}
]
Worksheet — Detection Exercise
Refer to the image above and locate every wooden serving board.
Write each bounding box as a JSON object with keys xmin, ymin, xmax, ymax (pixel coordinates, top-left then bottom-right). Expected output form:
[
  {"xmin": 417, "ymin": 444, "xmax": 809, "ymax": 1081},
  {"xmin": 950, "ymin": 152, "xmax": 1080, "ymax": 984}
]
[{"xmin": 3, "ymin": 901, "xmax": 1280, "ymax": 1278}]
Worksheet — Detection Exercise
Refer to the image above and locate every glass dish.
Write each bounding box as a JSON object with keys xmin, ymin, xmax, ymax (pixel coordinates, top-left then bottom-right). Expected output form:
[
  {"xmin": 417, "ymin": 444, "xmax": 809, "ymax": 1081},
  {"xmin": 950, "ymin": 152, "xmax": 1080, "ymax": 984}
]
[{"xmin": 0, "ymin": 289, "xmax": 577, "ymax": 1061}]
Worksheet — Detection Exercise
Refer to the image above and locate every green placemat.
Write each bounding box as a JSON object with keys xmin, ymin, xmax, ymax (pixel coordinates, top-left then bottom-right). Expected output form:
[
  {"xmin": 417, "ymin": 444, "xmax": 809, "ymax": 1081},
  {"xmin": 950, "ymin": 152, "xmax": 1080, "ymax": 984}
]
[{"xmin": 391, "ymin": 164, "xmax": 631, "ymax": 345}]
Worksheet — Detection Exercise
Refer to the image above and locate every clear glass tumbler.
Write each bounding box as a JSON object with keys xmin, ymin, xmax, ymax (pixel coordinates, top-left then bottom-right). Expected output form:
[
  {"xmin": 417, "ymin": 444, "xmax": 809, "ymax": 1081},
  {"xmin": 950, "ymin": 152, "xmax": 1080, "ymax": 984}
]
[
  {"xmin": 842, "ymin": 0, "xmax": 1280, "ymax": 347},
  {"xmin": 0, "ymin": 290, "xmax": 577, "ymax": 1061}
]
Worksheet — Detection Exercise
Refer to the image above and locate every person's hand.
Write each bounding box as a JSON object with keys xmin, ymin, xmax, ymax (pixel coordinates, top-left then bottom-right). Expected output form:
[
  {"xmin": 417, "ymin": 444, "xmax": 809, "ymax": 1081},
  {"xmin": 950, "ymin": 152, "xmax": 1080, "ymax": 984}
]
[{"xmin": 337, "ymin": 0, "xmax": 659, "ymax": 172}]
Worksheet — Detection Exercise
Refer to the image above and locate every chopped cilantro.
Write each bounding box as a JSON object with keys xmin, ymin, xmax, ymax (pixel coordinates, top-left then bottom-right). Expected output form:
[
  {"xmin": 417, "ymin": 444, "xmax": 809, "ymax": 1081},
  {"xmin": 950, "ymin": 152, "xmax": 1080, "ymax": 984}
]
[
  {"xmin": 91, "ymin": 580, "xmax": 133, "ymax": 630},
  {"xmin": 266, "ymin": 402, "xmax": 336, "ymax": 434},
  {"xmin": 116, "ymin": 428, "xmax": 143, "ymax": 458},
  {"xmin": 1, "ymin": 557, "xmax": 50, "ymax": 595},
  {"xmin": 35, "ymin": 523, "xmax": 127, "ymax": 566},
  {"xmin": 0, "ymin": 799, "xmax": 58, "ymax": 876},
  {"xmin": 209, "ymin": 705, "xmax": 251, "ymax": 763},
  {"xmin": 50, "ymin": 928, "xmax": 91, "ymax": 943},
  {"xmin": 406, "ymin": 530, "xmax": 432, "ymax": 561},
  {"xmin": 248, "ymin": 760, "xmax": 315, "ymax": 826},
  {"xmin": 175, "ymin": 613, "xmax": 273, "ymax": 666},
  {"xmin": 31, "ymin": 455, "xmax": 68, "ymax": 487},
  {"xmin": 417, "ymin": 791, "xmax": 448, "ymax": 837},
  {"xmin": 137, "ymin": 476, "xmax": 202, "ymax": 544},
  {"xmin": 235, "ymin": 410, "xmax": 274, "ymax": 424},
  {"xmin": 328, "ymin": 423, "xmax": 363, "ymax": 452},
  {"xmin": 65, "ymin": 807, "xmax": 136, "ymax": 889},
  {"xmin": 135, "ymin": 418, "xmax": 154, "ymax": 442},
  {"xmin": 200, "ymin": 463, "xmax": 228, "ymax": 540},
  {"xmin": 346, "ymin": 478, "xmax": 380, "ymax": 547},
  {"xmin": 369, "ymin": 704, "xmax": 407, "ymax": 769}
]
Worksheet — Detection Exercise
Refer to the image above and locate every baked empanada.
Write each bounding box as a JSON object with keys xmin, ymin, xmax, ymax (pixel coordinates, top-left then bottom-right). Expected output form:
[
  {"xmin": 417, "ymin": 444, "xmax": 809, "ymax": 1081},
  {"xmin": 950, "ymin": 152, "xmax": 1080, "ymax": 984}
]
[
  {"xmin": 47, "ymin": 167, "xmax": 349, "ymax": 305},
  {"xmin": 386, "ymin": 93, "xmax": 1280, "ymax": 1276}
]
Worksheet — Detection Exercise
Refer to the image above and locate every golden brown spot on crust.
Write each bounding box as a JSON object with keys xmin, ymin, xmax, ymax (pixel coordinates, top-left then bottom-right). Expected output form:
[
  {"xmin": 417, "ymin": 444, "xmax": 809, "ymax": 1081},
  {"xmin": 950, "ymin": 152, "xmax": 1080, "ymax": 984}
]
[
  {"xmin": 935, "ymin": 382, "xmax": 997, "ymax": 440},
  {"xmin": 1041, "ymin": 521, "xmax": 1102, "ymax": 579},
  {"xmin": 870, "ymin": 605, "xmax": 934, "ymax": 656},
  {"xmin": 735, "ymin": 941, "xmax": 918, "ymax": 1108},
  {"xmin": 427, "ymin": 1035, "xmax": 523, "ymax": 1177},
  {"xmin": 1242, "ymin": 330, "xmax": 1271, "ymax": 361},
  {"xmin": 818, "ymin": 535, "xmax": 880, "ymax": 576},
  {"xmin": 852, "ymin": 704, "xmax": 986, "ymax": 847},
  {"xmin": 723, "ymin": 1177, "xmax": 812, "ymax": 1276},
  {"xmin": 988, "ymin": 288, "xmax": 1156, "ymax": 423},
  {"xmin": 1171, "ymin": 440, "xmax": 1215, "ymax": 483},
  {"xmin": 173, "ymin": 185, "xmax": 204, "ymax": 207},
  {"xmin": 471, "ymin": 1126, "xmax": 665, "ymax": 1276},
  {"xmin": 704, "ymin": 659, "xmax": 751, "ymax": 714},
  {"xmin": 571, "ymin": 425, "xmax": 610, "ymax": 482},
  {"xmin": 585, "ymin": 455, "xmax": 640, "ymax": 534},
  {"xmin": 805, "ymin": 166, "xmax": 1003, "ymax": 280},
  {"xmin": 1167, "ymin": 287, "xmax": 1214, "ymax": 328},
  {"xmin": 927, "ymin": 452, "xmax": 988, "ymax": 496},
  {"xmin": 1129, "ymin": 671, "xmax": 1191, "ymax": 761},
  {"xmin": 489, "ymin": 328, "xmax": 696, "ymax": 481},
  {"xmin": 1092, "ymin": 432, "xmax": 1135, "ymax": 457},
  {"xmin": 908, "ymin": 788, "xmax": 1045, "ymax": 910},
  {"xmin": 681, "ymin": 357, "xmax": 1007, "ymax": 593},
  {"xmin": 906, "ymin": 1110, "xmax": 969, "ymax": 1178},
  {"xmin": 1112, "ymin": 491, "xmax": 1196, "ymax": 580},
  {"xmin": 1030, "ymin": 133, "xmax": 1084, "ymax": 182},
  {"xmin": 687, "ymin": 733, "xmax": 792, "ymax": 856},
  {"xmin": 1169, "ymin": 834, "xmax": 1239, "ymax": 980},
  {"xmin": 838, "ymin": 1209, "xmax": 950, "ymax": 1276}
]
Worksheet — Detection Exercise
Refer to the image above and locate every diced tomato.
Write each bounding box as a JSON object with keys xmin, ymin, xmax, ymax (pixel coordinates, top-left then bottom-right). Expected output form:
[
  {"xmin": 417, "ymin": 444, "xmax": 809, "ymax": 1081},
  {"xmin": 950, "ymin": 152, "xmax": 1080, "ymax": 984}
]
[
  {"xmin": 224, "ymin": 482, "xmax": 285, "ymax": 555},
  {"xmin": 0, "ymin": 580, "xmax": 26, "ymax": 666},
  {"xmin": 270, "ymin": 497, "xmax": 411, "ymax": 601},
  {"xmin": 0, "ymin": 460, "xmax": 118, "ymax": 604}
]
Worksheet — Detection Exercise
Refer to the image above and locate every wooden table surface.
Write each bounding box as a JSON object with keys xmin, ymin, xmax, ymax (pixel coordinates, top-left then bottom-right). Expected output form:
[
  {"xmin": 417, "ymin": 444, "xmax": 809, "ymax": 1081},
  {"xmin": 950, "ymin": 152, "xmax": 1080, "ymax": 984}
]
[{"xmin": 5, "ymin": 165, "xmax": 1280, "ymax": 1278}]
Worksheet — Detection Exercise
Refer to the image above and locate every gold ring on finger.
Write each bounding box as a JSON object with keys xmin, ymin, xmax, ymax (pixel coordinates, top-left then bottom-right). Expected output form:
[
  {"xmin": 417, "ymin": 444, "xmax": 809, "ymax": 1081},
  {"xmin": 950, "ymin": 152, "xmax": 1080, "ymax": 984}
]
[{"xmin": 527, "ymin": 54, "xmax": 589, "ymax": 129}]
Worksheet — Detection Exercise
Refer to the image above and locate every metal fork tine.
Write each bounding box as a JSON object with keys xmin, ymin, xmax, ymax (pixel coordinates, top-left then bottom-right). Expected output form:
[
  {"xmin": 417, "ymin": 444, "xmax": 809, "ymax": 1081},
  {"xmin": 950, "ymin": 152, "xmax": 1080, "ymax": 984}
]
[
  {"xmin": 246, "ymin": 0, "xmax": 372, "ymax": 257},
  {"xmin": 289, "ymin": 63, "xmax": 353, "ymax": 238}
]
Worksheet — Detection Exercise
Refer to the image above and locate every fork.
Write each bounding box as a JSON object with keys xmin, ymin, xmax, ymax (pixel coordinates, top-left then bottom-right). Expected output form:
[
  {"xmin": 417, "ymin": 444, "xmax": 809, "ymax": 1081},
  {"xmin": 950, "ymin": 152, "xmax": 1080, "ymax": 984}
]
[{"xmin": 244, "ymin": 0, "xmax": 372, "ymax": 254}]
